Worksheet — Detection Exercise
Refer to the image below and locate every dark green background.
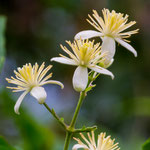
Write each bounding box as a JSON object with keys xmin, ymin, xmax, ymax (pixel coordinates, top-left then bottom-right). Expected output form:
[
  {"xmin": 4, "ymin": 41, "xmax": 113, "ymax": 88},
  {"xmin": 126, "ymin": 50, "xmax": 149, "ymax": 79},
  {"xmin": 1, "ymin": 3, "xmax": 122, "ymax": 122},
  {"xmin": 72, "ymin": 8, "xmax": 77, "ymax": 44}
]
[{"xmin": 0, "ymin": 0, "xmax": 150, "ymax": 149}]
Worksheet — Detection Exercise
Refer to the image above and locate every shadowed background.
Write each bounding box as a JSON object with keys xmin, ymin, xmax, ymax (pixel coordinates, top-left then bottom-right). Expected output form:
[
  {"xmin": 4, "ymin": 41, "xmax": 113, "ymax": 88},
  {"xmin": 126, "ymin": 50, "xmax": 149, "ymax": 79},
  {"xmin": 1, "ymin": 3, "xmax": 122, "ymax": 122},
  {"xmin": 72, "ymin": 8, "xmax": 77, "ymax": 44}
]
[{"xmin": 0, "ymin": 0, "xmax": 150, "ymax": 150}]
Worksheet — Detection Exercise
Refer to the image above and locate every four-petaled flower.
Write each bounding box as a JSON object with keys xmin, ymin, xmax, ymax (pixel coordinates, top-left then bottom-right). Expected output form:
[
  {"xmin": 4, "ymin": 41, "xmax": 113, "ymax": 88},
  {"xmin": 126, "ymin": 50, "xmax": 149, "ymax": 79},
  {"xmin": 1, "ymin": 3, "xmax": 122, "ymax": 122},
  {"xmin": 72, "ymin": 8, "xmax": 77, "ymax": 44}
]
[
  {"xmin": 6, "ymin": 62, "xmax": 64, "ymax": 114},
  {"xmin": 72, "ymin": 131, "xmax": 120, "ymax": 150},
  {"xmin": 75, "ymin": 8, "xmax": 139, "ymax": 66},
  {"xmin": 51, "ymin": 39, "xmax": 114, "ymax": 92}
]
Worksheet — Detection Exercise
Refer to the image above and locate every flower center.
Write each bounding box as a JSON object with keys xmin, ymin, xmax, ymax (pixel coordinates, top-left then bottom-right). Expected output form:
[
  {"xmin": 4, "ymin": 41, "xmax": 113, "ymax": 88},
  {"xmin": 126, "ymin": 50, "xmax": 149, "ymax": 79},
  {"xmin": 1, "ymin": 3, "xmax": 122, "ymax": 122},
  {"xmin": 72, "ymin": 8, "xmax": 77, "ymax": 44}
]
[{"xmin": 79, "ymin": 43, "xmax": 92, "ymax": 66}]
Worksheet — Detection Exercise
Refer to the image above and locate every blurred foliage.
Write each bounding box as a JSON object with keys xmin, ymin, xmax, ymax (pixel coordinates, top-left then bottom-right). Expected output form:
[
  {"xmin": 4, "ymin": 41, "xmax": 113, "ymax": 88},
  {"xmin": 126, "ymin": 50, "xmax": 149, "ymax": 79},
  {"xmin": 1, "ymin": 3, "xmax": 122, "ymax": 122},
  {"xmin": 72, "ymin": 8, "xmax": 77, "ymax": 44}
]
[
  {"xmin": 0, "ymin": 16, "xmax": 6, "ymax": 71},
  {"xmin": 0, "ymin": 136, "xmax": 16, "ymax": 150},
  {"xmin": 0, "ymin": 90, "xmax": 54, "ymax": 150},
  {"xmin": 142, "ymin": 138, "xmax": 150, "ymax": 150}
]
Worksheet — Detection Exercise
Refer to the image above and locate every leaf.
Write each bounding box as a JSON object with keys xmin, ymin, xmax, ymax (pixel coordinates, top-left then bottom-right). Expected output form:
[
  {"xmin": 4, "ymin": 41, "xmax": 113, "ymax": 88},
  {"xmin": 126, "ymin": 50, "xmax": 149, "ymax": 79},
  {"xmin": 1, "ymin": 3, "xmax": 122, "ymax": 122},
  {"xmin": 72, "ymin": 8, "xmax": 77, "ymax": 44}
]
[
  {"xmin": 85, "ymin": 84, "xmax": 96, "ymax": 93},
  {"xmin": 0, "ymin": 136, "xmax": 16, "ymax": 150},
  {"xmin": 0, "ymin": 16, "xmax": 6, "ymax": 71},
  {"xmin": 0, "ymin": 90, "xmax": 54, "ymax": 150},
  {"xmin": 142, "ymin": 138, "xmax": 150, "ymax": 150},
  {"xmin": 15, "ymin": 116, "xmax": 54, "ymax": 150},
  {"xmin": 52, "ymin": 108, "xmax": 55, "ymax": 114},
  {"xmin": 81, "ymin": 125, "xmax": 86, "ymax": 130},
  {"xmin": 60, "ymin": 117, "xmax": 64, "ymax": 122}
]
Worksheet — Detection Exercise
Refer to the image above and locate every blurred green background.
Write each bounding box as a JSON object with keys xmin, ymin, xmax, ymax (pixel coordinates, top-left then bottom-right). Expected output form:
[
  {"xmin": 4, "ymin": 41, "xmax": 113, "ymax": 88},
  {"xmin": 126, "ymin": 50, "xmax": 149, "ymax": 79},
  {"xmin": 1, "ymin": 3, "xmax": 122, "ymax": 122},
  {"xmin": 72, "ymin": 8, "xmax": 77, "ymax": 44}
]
[{"xmin": 0, "ymin": 0, "xmax": 150, "ymax": 149}]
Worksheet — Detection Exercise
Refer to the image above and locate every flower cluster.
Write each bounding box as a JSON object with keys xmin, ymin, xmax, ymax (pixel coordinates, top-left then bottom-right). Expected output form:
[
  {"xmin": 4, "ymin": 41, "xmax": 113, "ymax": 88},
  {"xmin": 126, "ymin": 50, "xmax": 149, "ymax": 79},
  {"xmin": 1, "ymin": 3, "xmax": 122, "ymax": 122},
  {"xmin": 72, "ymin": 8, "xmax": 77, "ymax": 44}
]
[
  {"xmin": 5, "ymin": 8, "xmax": 138, "ymax": 150},
  {"xmin": 6, "ymin": 8, "xmax": 138, "ymax": 114},
  {"xmin": 72, "ymin": 131, "xmax": 120, "ymax": 150}
]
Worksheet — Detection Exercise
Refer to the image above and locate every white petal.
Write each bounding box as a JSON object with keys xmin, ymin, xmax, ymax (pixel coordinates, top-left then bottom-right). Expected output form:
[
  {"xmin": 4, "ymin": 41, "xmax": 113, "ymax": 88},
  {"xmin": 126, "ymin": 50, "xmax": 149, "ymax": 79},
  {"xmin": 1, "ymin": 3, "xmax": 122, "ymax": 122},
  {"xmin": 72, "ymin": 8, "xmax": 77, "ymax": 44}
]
[
  {"xmin": 73, "ymin": 66, "xmax": 88, "ymax": 92},
  {"xmin": 89, "ymin": 65, "xmax": 114, "ymax": 79},
  {"xmin": 115, "ymin": 38, "xmax": 137, "ymax": 57},
  {"xmin": 74, "ymin": 30, "xmax": 103, "ymax": 40},
  {"xmin": 14, "ymin": 90, "xmax": 28, "ymax": 115},
  {"xmin": 30, "ymin": 87, "xmax": 47, "ymax": 104},
  {"xmin": 72, "ymin": 144, "xmax": 89, "ymax": 150},
  {"xmin": 40, "ymin": 80, "xmax": 64, "ymax": 89},
  {"xmin": 101, "ymin": 36, "xmax": 116, "ymax": 65},
  {"xmin": 105, "ymin": 58, "xmax": 114, "ymax": 68},
  {"xmin": 51, "ymin": 57, "xmax": 77, "ymax": 66}
]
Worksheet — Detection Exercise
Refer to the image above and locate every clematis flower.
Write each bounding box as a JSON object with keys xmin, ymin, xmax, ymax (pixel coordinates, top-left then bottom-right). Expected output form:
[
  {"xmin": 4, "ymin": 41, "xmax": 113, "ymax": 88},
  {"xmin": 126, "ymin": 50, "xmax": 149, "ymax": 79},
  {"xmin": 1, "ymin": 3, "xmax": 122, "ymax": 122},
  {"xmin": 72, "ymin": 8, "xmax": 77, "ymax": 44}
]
[
  {"xmin": 51, "ymin": 39, "xmax": 114, "ymax": 92},
  {"xmin": 72, "ymin": 131, "xmax": 120, "ymax": 150},
  {"xmin": 75, "ymin": 8, "xmax": 139, "ymax": 66},
  {"xmin": 6, "ymin": 62, "xmax": 64, "ymax": 114}
]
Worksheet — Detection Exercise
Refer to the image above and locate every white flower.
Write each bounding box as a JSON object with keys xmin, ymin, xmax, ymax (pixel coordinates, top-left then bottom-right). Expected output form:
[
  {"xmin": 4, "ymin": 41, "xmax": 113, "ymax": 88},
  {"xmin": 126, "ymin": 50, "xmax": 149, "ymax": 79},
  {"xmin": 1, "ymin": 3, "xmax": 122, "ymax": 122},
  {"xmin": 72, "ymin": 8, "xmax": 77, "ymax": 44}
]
[
  {"xmin": 75, "ymin": 8, "xmax": 139, "ymax": 66},
  {"xmin": 72, "ymin": 131, "xmax": 120, "ymax": 150},
  {"xmin": 6, "ymin": 62, "xmax": 64, "ymax": 114},
  {"xmin": 51, "ymin": 39, "xmax": 114, "ymax": 92}
]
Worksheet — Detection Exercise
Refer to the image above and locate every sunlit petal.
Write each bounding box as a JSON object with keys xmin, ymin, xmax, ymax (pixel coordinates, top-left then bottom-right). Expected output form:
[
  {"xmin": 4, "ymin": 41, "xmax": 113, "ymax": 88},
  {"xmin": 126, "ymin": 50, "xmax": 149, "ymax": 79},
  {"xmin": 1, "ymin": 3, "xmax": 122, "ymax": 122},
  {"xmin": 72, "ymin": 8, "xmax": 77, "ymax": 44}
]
[
  {"xmin": 106, "ymin": 58, "xmax": 114, "ymax": 68},
  {"xmin": 72, "ymin": 144, "xmax": 89, "ymax": 150},
  {"xmin": 73, "ymin": 66, "xmax": 88, "ymax": 92},
  {"xmin": 74, "ymin": 30, "xmax": 103, "ymax": 40},
  {"xmin": 89, "ymin": 65, "xmax": 114, "ymax": 79},
  {"xmin": 14, "ymin": 90, "xmax": 28, "ymax": 115},
  {"xmin": 115, "ymin": 38, "xmax": 137, "ymax": 57},
  {"xmin": 30, "ymin": 86, "xmax": 47, "ymax": 104},
  {"xmin": 40, "ymin": 80, "xmax": 64, "ymax": 89},
  {"xmin": 101, "ymin": 36, "xmax": 116, "ymax": 65},
  {"xmin": 51, "ymin": 57, "xmax": 77, "ymax": 65}
]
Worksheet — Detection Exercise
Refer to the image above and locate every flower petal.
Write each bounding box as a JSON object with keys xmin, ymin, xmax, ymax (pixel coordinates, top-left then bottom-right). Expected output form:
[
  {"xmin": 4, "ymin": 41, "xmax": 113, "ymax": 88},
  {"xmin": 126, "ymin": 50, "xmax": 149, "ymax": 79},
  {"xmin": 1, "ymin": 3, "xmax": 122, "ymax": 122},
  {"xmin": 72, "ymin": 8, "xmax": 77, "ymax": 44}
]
[
  {"xmin": 74, "ymin": 30, "xmax": 103, "ymax": 40},
  {"xmin": 51, "ymin": 57, "xmax": 77, "ymax": 66},
  {"xmin": 14, "ymin": 90, "xmax": 28, "ymax": 115},
  {"xmin": 115, "ymin": 38, "xmax": 137, "ymax": 57},
  {"xmin": 30, "ymin": 86, "xmax": 47, "ymax": 104},
  {"xmin": 89, "ymin": 65, "xmax": 114, "ymax": 79},
  {"xmin": 40, "ymin": 80, "xmax": 64, "ymax": 89},
  {"xmin": 101, "ymin": 36, "xmax": 116, "ymax": 65},
  {"xmin": 106, "ymin": 58, "xmax": 114, "ymax": 68},
  {"xmin": 73, "ymin": 66, "xmax": 88, "ymax": 92},
  {"xmin": 72, "ymin": 144, "xmax": 89, "ymax": 150}
]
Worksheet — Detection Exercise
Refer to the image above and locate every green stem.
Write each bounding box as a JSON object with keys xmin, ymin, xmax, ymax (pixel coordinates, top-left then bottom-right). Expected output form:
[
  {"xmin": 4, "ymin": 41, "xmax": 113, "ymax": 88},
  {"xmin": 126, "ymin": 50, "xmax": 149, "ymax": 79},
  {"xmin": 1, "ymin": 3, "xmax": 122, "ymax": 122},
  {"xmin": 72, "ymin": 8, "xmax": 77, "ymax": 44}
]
[
  {"xmin": 64, "ymin": 132, "xmax": 72, "ymax": 150},
  {"xmin": 44, "ymin": 72, "xmax": 97, "ymax": 150},
  {"xmin": 72, "ymin": 125, "xmax": 97, "ymax": 133},
  {"xmin": 70, "ymin": 91, "xmax": 86, "ymax": 128},
  {"xmin": 63, "ymin": 91, "xmax": 86, "ymax": 150},
  {"xmin": 43, "ymin": 102, "xmax": 67, "ymax": 129}
]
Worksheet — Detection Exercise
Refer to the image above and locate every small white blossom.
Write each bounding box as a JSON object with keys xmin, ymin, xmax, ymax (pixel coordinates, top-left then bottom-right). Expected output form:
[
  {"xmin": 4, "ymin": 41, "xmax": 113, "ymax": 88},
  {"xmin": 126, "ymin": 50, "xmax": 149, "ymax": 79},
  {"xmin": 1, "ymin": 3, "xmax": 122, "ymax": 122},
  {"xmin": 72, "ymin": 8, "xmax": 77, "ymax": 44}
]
[
  {"xmin": 51, "ymin": 39, "xmax": 114, "ymax": 92},
  {"xmin": 72, "ymin": 131, "xmax": 120, "ymax": 150},
  {"xmin": 6, "ymin": 62, "xmax": 64, "ymax": 114},
  {"xmin": 75, "ymin": 9, "xmax": 139, "ymax": 66}
]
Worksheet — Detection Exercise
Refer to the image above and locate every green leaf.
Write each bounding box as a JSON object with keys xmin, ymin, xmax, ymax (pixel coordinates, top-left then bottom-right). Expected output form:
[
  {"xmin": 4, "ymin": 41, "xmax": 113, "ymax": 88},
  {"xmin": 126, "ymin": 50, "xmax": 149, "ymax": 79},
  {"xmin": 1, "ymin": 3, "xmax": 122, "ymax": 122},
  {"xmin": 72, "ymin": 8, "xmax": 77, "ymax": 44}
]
[
  {"xmin": 142, "ymin": 138, "xmax": 150, "ymax": 150},
  {"xmin": 0, "ymin": 16, "xmax": 6, "ymax": 71},
  {"xmin": 85, "ymin": 84, "xmax": 96, "ymax": 93},
  {"xmin": 60, "ymin": 117, "xmax": 64, "ymax": 122},
  {"xmin": 15, "ymin": 116, "xmax": 54, "ymax": 150},
  {"xmin": 51, "ymin": 108, "xmax": 55, "ymax": 113},
  {"xmin": 0, "ymin": 90, "xmax": 54, "ymax": 150},
  {"xmin": 0, "ymin": 136, "xmax": 16, "ymax": 150},
  {"xmin": 81, "ymin": 125, "xmax": 86, "ymax": 130}
]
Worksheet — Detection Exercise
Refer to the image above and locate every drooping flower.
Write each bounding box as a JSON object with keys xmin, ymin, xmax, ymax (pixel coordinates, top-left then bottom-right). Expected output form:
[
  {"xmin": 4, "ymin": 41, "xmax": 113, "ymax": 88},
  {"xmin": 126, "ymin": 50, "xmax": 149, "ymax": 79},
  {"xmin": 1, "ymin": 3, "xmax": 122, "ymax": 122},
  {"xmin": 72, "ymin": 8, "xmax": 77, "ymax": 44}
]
[
  {"xmin": 72, "ymin": 131, "xmax": 120, "ymax": 150},
  {"xmin": 6, "ymin": 62, "xmax": 64, "ymax": 114},
  {"xmin": 51, "ymin": 39, "xmax": 114, "ymax": 92},
  {"xmin": 75, "ymin": 8, "xmax": 139, "ymax": 66}
]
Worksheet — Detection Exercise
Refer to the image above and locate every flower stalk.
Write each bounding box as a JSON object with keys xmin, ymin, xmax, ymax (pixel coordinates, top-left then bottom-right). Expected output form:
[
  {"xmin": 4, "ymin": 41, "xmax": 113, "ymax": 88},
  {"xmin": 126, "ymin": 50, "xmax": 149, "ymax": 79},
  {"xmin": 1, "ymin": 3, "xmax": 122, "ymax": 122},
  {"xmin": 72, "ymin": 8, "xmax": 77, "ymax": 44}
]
[
  {"xmin": 43, "ymin": 71, "xmax": 97, "ymax": 150},
  {"xmin": 43, "ymin": 102, "xmax": 67, "ymax": 129},
  {"xmin": 64, "ymin": 90, "xmax": 86, "ymax": 150},
  {"xmin": 63, "ymin": 71, "xmax": 98, "ymax": 150}
]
